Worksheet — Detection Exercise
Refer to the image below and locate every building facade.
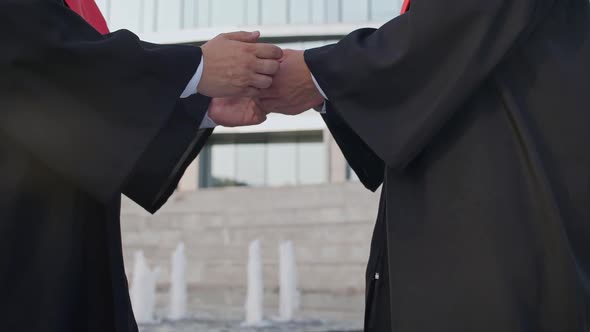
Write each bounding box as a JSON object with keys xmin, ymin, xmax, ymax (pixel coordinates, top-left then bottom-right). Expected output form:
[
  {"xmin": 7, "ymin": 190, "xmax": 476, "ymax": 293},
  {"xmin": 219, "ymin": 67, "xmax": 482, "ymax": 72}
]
[
  {"xmin": 98, "ymin": 0, "xmax": 402, "ymax": 321},
  {"xmin": 95, "ymin": 0, "xmax": 403, "ymax": 191}
]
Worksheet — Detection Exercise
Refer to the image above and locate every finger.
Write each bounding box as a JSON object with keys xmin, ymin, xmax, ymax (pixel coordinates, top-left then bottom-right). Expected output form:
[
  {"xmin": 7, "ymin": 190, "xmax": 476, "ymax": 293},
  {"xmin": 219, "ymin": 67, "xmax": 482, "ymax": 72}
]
[
  {"xmin": 255, "ymin": 44, "xmax": 283, "ymax": 60},
  {"xmin": 223, "ymin": 30, "xmax": 260, "ymax": 43},
  {"xmin": 250, "ymin": 74, "xmax": 273, "ymax": 90},
  {"xmin": 278, "ymin": 48, "xmax": 294, "ymax": 62},
  {"xmin": 255, "ymin": 59, "xmax": 280, "ymax": 75},
  {"xmin": 243, "ymin": 87, "xmax": 261, "ymax": 97},
  {"xmin": 252, "ymin": 105, "xmax": 268, "ymax": 122}
]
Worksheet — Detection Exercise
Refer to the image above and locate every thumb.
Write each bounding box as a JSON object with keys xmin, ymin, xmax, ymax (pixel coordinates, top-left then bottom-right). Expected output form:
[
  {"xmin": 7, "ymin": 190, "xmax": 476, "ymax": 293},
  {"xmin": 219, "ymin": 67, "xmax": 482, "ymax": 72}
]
[{"xmin": 223, "ymin": 31, "xmax": 260, "ymax": 43}]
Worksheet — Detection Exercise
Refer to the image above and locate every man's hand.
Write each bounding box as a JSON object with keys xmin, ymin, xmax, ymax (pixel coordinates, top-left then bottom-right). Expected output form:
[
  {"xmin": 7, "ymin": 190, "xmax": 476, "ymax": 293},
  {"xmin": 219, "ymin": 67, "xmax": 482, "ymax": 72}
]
[
  {"xmin": 208, "ymin": 97, "xmax": 268, "ymax": 127},
  {"xmin": 259, "ymin": 49, "xmax": 324, "ymax": 116},
  {"xmin": 198, "ymin": 31, "xmax": 283, "ymax": 98}
]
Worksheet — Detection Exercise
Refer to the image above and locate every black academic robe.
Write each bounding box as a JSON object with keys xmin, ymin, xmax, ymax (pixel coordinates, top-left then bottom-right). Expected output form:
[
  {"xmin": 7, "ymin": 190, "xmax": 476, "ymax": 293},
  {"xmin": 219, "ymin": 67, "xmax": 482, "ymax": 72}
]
[
  {"xmin": 306, "ymin": 0, "xmax": 590, "ymax": 331},
  {"xmin": 0, "ymin": 1, "xmax": 212, "ymax": 331}
]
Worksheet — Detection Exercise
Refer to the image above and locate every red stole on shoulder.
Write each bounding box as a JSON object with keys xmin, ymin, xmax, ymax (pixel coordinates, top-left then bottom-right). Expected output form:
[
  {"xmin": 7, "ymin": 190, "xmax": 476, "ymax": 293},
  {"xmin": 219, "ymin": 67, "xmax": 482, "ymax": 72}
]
[
  {"xmin": 64, "ymin": 0, "xmax": 109, "ymax": 34},
  {"xmin": 401, "ymin": 0, "xmax": 411, "ymax": 14}
]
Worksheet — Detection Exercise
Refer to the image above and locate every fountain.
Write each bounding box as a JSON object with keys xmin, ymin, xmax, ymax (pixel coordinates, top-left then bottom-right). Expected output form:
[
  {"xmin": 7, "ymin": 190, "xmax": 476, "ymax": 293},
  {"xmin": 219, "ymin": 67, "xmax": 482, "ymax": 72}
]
[
  {"xmin": 243, "ymin": 240, "xmax": 265, "ymax": 326},
  {"xmin": 278, "ymin": 241, "xmax": 300, "ymax": 321},
  {"xmin": 168, "ymin": 243, "xmax": 188, "ymax": 321},
  {"xmin": 130, "ymin": 251, "xmax": 160, "ymax": 324}
]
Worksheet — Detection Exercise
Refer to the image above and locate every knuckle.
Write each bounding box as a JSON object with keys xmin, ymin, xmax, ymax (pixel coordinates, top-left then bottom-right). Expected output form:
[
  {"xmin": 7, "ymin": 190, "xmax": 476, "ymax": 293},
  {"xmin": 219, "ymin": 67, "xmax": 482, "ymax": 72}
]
[
  {"xmin": 267, "ymin": 47, "xmax": 281, "ymax": 59},
  {"xmin": 256, "ymin": 45, "xmax": 269, "ymax": 56},
  {"xmin": 269, "ymin": 61, "xmax": 280, "ymax": 73},
  {"xmin": 262, "ymin": 77, "xmax": 273, "ymax": 89},
  {"xmin": 260, "ymin": 61, "xmax": 271, "ymax": 73},
  {"xmin": 251, "ymin": 78, "xmax": 263, "ymax": 89},
  {"xmin": 236, "ymin": 80, "xmax": 247, "ymax": 89},
  {"xmin": 247, "ymin": 60, "xmax": 257, "ymax": 71},
  {"xmin": 244, "ymin": 44, "xmax": 256, "ymax": 53},
  {"xmin": 254, "ymin": 60, "xmax": 265, "ymax": 73},
  {"xmin": 236, "ymin": 44, "xmax": 247, "ymax": 54},
  {"xmin": 239, "ymin": 75, "xmax": 250, "ymax": 87},
  {"xmin": 258, "ymin": 60, "xmax": 277, "ymax": 75}
]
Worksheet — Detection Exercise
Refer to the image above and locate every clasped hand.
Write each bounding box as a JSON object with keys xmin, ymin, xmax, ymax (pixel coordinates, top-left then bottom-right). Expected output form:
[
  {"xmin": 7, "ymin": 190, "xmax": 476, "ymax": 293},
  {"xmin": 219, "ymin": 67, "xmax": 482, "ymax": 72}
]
[{"xmin": 197, "ymin": 31, "xmax": 324, "ymax": 127}]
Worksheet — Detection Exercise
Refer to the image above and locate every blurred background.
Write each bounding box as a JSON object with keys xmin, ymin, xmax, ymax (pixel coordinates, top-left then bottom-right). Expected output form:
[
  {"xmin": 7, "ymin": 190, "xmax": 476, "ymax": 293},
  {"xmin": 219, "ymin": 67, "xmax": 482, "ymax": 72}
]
[{"xmin": 94, "ymin": 0, "xmax": 403, "ymax": 330}]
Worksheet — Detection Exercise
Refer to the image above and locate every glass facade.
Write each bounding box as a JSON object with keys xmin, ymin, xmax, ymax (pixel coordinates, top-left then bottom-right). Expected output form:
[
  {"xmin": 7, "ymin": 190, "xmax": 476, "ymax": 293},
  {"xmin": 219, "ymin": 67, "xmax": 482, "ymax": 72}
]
[
  {"xmin": 200, "ymin": 132, "xmax": 327, "ymax": 188},
  {"xmin": 103, "ymin": 0, "xmax": 403, "ymax": 32}
]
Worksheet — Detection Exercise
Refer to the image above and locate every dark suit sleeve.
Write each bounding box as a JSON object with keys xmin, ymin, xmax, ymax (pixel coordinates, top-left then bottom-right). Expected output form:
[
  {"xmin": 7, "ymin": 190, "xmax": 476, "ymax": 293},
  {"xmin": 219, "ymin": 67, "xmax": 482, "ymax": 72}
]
[
  {"xmin": 306, "ymin": 0, "xmax": 543, "ymax": 171},
  {"xmin": 0, "ymin": 0, "xmax": 211, "ymax": 210}
]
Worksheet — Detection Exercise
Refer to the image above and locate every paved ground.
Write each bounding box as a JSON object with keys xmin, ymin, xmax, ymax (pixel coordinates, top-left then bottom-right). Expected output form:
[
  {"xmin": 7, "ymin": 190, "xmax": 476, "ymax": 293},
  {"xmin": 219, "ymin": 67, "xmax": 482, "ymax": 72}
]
[{"xmin": 140, "ymin": 319, "xmax": 362, "ymax": 332}]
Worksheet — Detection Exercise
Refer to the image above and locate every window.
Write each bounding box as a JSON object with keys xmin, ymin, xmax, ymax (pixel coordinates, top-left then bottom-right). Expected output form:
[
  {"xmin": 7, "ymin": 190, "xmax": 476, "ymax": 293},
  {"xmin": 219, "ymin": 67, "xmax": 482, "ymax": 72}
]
[
  {"xmin": 261, "ymin": 0, "xmax": 288, "ymax": 25},
  {"xmin": 154, "ymin": 0, "xmax": 183, "ymax": 32},
  {"xmin": 289, "ymin": 0, "xmax": 311, "ymax": 24},
  {"xmin": 267, "ymin": 140, "xmax": 297, "ymax": 186},
  {"xmin": 235, "ymin": 142, "xmax": 266, "ymax": 187},
  {"xmin": 342, "ymin": 0, "xmax": 369, "ymax": 23},
  {"xmin": 109, "ymin": 0, "xmax": 141, "ymax": 32},
  {"xmin": 245, "ymin": 0, "xmax": 260, "ymax": 25},
  {"xmin": 298, "ymin": 141, "xmax": 327, "ymax": 185},
  {"xmin": 200, "ymin": 132, "xmax": 327, "ymax": 188},
  {"xmin": 211, "ymin": 0, "xmax": 246, "ymax": 26},
  {"xmin": 310, "ymin": 0, "xmax": 325, "ymax": 24},
  {"xmin": 196, "ymin": 0, "xmax": 211, "ymax": 27},
  {"xmin": 371, "ymin": 0, "xmax": 400, "ymax": 21},
  {"xmin": 324, "ymin": 0, "xmax": 340, "ymax": 23}
]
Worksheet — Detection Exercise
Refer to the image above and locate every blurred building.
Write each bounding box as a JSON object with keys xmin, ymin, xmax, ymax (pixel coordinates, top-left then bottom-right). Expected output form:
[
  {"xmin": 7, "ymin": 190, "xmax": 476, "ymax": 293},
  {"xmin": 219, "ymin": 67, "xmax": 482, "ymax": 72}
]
[{"xmin": 96, "ymin": 0, "xmax": 402, "ymax": 321}]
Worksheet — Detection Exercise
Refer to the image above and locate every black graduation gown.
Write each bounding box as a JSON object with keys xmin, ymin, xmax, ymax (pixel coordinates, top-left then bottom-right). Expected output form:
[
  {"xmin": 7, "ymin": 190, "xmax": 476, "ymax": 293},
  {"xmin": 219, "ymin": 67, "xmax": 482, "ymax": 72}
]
[
  {"xmin": 0, "ymin": 1, "xmax": 212, "ymax": 331},
  {"xmin": 306, "ymin": 0, "xmax": 590, "ymax": 330}
]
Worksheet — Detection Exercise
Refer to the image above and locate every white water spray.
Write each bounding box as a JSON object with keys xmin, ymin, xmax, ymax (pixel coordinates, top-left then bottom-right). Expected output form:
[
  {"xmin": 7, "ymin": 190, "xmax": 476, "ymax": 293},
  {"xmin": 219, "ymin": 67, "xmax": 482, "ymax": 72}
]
[
  {"xmin": 130, "ymin": 251, "xmax": 160, "ymax": 324},
  {"xmin": 278, "ymin": 241, "xmax": 300, "ymax": 321},
  {"xmin": 244, "ymin": 240, "xmax": 264, "ymax": 326},
  {"xmin": 168, "ymin": 243, "xmax": 188, "ymax": 320}
]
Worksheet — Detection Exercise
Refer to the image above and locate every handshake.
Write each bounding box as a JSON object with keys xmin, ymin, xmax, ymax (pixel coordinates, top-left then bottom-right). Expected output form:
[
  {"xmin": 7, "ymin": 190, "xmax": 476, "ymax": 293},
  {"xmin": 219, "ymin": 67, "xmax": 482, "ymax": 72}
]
[{"xmin": 196, "ymin": 31, "xmax": 326, "ymax": 128}]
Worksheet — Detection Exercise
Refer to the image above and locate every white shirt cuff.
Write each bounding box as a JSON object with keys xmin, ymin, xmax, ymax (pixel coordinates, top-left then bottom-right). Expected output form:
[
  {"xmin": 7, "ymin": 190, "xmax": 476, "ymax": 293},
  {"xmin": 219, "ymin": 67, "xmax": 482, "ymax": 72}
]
[
  {"xmin": 311, "ymin": 73, "xmax": 328, "ymax": 114},
  {"xmin": 311, "ymin": 73, "xmax": 328, "ymax": 100},
  {"xmin": 179, "ymin": 55, "xmax": 217, "ymax": 129},
  {"xmin": 199, "ymin": 112, "xmax": 217, "ymax": 129},
  {"xmin": 313, "ymin": 103, "xmax": 327, "ymax": 114},
  {"xmin": 180, "ymin": 55, "xmax": 204, "ymax": 99}
]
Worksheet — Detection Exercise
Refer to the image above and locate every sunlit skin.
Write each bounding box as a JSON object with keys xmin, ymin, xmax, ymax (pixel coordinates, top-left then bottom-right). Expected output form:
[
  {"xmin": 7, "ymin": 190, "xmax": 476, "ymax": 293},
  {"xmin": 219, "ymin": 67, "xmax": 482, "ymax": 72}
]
[
  {"xmin": 198, "ymin": 31, "xmax": 283, "ymax": 98},
  {"xmin": 259, "ymin": 49, "xmax": 324, "ymax": 116},
  {"xmin": 208, "ymin": 97, "xmax": 267, "ymax": 127}
]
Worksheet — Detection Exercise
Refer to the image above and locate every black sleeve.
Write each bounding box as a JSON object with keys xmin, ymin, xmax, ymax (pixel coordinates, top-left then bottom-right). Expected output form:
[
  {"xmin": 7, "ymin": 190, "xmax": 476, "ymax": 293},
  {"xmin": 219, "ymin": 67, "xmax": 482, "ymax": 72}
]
[
  {"xmin": 123, "ymin": 94, "xmax": 213, "ymax": 214},
  {"xmin": 0, "ymin": 0, "xmax": 210, "ymax": 209},
  {"xmin": 322, "ymin": 103, "xmax": 384, "ymax": 191},
  {"xmin": 306, "ymin": 0, "xmax": 545, "ymax": 171}
]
